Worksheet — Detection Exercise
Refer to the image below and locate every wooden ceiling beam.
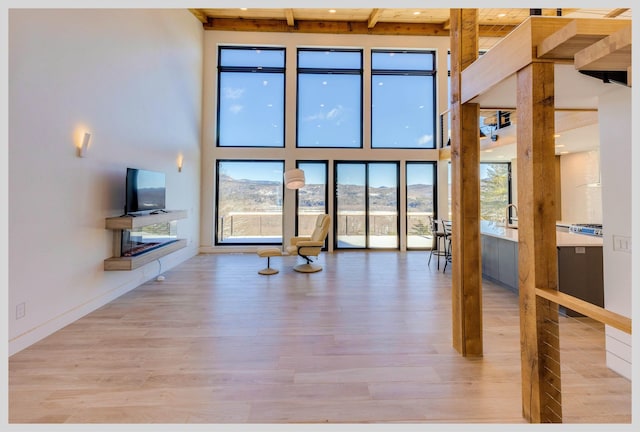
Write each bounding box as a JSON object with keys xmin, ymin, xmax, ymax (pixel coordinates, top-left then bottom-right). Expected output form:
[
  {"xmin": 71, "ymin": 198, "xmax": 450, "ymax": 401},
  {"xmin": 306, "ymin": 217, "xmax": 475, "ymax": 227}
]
[
  {"xmin": 368, "ymin": 8, "xmax": 382, "ymax": 29},
  {"xmin": 203, "ymin": 18, "xmax": 514, "ymax": 37},
  {"xmin": 557, "ymin": 8, "xmax": 580, "ymax": 17},
  {"xmin": 574, "ymin": 25, "xmax": 632, "ymax": 71},
  {"xmin": 605, "ymin": 8, "xmax": 629, "ymax": 18},
  {"xmin": 204, "ymin": 18, "xmax": 448, "ymax": 36},
  {"xmin": 537, "ymin": 19, "xmax": 632, "ymax": 59},
  {"xmin": 188, "ymin": 8, "xmax": 208, "ymax": 24},
  {"xmin": 285, "ymin": 9, "xmax": 295, "ymax": 27}
]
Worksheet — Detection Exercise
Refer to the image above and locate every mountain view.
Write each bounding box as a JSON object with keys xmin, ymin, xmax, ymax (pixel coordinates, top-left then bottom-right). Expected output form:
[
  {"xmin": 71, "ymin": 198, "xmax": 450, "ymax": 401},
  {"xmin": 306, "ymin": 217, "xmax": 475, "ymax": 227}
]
[
  {"xmin": 217, "ymin": 166, "xmax": 506, "ymax": 243},
  {"xmin": 217, "ymin": 174, "xmax": 435, "ymax": 241}
]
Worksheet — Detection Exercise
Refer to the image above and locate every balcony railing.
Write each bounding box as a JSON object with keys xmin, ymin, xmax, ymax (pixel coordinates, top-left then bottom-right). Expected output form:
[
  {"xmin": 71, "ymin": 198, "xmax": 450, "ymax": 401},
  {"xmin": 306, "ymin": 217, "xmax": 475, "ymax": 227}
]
[{"xmin": 218, "ymin": 211, "xmax": 436, "ymax": 248}]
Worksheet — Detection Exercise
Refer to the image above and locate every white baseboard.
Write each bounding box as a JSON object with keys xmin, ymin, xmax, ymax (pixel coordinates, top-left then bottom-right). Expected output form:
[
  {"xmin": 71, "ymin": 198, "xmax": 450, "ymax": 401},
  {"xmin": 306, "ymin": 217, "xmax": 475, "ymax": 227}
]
[
  {"xmin": 605, "ymin": 325, "xmax": 632, "ymax": 380},
  {"xmin": 9, "ymin": 247, "xmax": 198, "ymax": 356}
]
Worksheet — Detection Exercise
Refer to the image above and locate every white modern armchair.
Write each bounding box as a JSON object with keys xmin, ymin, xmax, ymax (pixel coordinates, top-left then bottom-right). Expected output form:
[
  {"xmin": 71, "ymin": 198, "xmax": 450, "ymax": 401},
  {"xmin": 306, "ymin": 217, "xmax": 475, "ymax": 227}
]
[{"xmin": 286, "ymin": 214, "xmax": 330, "ymax": 273}]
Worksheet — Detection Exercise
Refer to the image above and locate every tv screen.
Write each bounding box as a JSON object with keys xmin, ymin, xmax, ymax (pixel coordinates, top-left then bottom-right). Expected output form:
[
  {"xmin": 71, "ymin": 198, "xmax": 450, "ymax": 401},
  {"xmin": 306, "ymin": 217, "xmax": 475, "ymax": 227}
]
[{"xmin": 125, "ymin": 168, "xmax": 166, "ymax": 214}]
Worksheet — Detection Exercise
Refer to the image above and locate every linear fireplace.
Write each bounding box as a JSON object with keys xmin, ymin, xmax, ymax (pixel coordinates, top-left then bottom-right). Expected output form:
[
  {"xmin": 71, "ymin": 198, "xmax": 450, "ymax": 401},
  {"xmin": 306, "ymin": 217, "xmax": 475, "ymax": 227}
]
[{"xmin": 121, "ymin": 221, "xmax": 178, "ymax": 257}]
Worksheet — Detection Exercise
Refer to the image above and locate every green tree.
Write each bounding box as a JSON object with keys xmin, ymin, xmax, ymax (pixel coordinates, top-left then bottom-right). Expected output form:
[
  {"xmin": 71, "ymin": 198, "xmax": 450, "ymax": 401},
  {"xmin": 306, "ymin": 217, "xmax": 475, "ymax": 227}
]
[{"xmin": 480, "ymin": 163, "xmax": 509, "ymax": 222}]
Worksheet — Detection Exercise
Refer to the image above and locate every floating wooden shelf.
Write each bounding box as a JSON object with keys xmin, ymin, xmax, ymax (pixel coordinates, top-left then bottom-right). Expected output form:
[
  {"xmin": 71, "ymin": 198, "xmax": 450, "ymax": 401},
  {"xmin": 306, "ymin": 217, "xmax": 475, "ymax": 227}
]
[
  {"xmin": 104, "ymin": 210, "xmax": 188, "ymax": 271},
  {"xmin": 105, "ymin": 210, "xmax": 188, "ymax": 230}
]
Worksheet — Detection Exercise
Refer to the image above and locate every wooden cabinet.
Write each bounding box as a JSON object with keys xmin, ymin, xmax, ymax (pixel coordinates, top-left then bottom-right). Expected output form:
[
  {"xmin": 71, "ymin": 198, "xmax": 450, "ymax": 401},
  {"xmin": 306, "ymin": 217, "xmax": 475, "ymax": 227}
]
[
  {"xmin": 104, "ymin": 210, "xmax": 187, "ymax": 271},
  {"xmin": 557, "ymin": 246, "xmax": 604, "ymax": 316}
]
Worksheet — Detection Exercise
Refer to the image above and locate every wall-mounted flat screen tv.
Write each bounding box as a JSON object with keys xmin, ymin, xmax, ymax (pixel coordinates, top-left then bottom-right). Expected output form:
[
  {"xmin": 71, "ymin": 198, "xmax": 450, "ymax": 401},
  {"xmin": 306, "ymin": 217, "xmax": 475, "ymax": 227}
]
[{"xmin": 125, "ymin": 168, "xmax": 166, "ymax": 214}]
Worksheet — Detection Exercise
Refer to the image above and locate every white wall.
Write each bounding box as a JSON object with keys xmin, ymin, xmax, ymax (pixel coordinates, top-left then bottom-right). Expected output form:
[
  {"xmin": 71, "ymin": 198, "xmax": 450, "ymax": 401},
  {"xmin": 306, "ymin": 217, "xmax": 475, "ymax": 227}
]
[
  {"xmin": 560, "ymin": 150, "xmax": 603, "ymax": 223},
  {"xmin": 200, "ymin": 30, "xmax": 450, "ymax": 252},
  {"xmin": 598, "ymin": 85, "xmax": 632, "ymax": 379},
  {"xmin": 8, "ymin": 9, "xmax": 203, "ymax": 355}
]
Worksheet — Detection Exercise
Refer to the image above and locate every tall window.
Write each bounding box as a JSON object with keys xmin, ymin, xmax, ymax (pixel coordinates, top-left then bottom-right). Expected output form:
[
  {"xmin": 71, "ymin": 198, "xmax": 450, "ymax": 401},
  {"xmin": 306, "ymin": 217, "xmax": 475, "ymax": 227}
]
[
  {"xmin": 297, "ymin": 49, "xmax": 362, "ymax": 148},
  {"xmin": 217, "ymin": 47, "xmax": 285, "ymax": 147},
  {"xmin": 215, "ymin": 160, "xmax": 284, "ymax": 245},
  {"xmin": 296, "ymin": 161, "xmax": 328, "ymax": 246},
  {"xmin": 406, "ymin": 162, "xmax": 437, "ymax": 249},
  {"xmin": 371, "ymin": 50, "xmax": 436, "ymax": 149},
  {"xmin": 480, "ymin": 162, "xmax": 511, "ymax": 223},
  {"xmin": 447, "ymin": 162, "xmax": 510, "ymax": 223}
]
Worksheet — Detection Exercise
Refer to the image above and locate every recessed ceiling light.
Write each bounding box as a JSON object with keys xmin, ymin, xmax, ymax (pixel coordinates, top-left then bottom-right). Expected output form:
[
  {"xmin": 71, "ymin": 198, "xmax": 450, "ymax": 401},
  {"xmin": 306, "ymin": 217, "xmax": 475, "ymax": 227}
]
[
  {"xmin": 240, "ymin": 8, "xmax": 248, "ymax": 11},
  {"xmin": 328, "ymin": 9, "xmax": 337, "ymax": 14},
  {"xmin": 497, "ymin": 13, "xmax": 507, "ymax": 17},
  {"xmin": 413, "ymin": 11, "xmax": 421, "ymax": 16}
]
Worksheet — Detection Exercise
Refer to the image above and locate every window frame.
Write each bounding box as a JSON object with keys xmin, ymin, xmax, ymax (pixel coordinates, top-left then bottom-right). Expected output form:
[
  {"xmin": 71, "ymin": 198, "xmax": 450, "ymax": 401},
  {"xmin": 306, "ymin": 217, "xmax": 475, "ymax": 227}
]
[
  {"xmin": 214, "ymin": 159, "xmax": 285, "ymax": 246},
  {"xmin": 295, "ymin": 160, "xmax": 329, "ymax": 250},
  {"xmin": 480, "ymin": 161, "xmax": 513, "ymax": 223},
  {"xmin": 296, "ymin": 47, "xmax": 364, "ymax": 149},
  {"xmin": 405, "ymin": 161, "xmax": 438, "ymax": 250},
  {"xmin": 216, "ymin": 45, "xmax": 286, "ymax": 148},
  {"xmin": 333, "ymin": 160, "xmax": 400, "ymax": 250},
  {"xmin": 371, "ymin": 49, "xmax": 437, "ymax": 149}
]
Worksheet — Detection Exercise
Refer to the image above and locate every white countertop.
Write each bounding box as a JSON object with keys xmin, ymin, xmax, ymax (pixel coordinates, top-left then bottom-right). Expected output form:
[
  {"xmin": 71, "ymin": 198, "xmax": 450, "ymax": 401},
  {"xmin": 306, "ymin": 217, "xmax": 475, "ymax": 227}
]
[{"xmin": 480, "ymin": 220, "xmax": 603, "ymax": 247}]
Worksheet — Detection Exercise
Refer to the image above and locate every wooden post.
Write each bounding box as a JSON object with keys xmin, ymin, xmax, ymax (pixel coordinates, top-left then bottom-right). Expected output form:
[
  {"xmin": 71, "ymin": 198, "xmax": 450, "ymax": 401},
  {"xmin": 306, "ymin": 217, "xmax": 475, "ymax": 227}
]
[
  {"xmin": 516, "ymin": 62, "xmax": 563, "ymax": 423},
  {"xmin": 449, "ymin": 9, "xmax": 483, "ymax": 357}
]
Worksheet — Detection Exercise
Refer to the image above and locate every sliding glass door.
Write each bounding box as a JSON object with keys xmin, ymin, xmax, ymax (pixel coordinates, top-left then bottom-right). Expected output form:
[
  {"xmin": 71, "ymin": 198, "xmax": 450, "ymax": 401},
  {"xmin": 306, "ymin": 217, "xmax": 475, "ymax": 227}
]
[
  {"xmin": 335, "ymin": 162, "xmax": 399, "ymax": 249},
  {"xmin": 335, "ymin": 163, "xmax": 366, "ymax": 248},
  {"xmin": 406, "ymin": 162, "xmax": 437, "ymax": 249},
  {"xmin": 296, "ymin": 161, "xmax": 328, "ymax": 244}
]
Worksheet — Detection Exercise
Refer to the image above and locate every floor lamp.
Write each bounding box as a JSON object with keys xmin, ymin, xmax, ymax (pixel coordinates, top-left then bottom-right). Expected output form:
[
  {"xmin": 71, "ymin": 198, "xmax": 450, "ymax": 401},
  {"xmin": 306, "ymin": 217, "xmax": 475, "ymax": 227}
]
[{"xmin": 283, "ymin": 168, "xmax": 304, "ymax": 257}]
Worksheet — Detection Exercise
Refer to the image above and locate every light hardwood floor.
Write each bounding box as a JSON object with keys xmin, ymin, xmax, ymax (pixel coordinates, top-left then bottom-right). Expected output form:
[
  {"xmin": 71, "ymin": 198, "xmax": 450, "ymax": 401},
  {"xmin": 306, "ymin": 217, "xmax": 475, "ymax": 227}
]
[{"xmin": 8, "ymin": 251, "xmax": 631, "ymax": 424}]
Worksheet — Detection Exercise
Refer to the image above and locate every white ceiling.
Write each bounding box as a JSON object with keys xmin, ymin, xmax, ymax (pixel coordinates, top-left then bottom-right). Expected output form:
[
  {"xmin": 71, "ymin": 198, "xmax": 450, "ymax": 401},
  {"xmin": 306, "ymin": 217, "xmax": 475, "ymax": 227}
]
[
  {"xmin": 470, "ymin": 64, "xmax": 616, "ymax": 109},
  {"xmin": 474, "ymin": 63, "xmax": 619, "ymax": 162},
  {"xmin": 480, "ymin": 122, "xmax": 600, "ymax": 162}
]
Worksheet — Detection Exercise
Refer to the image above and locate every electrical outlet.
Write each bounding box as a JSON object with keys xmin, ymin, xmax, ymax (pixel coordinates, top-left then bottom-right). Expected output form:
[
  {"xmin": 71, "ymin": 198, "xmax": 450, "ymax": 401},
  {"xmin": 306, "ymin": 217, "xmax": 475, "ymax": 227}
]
[{"xmin": 16, "ymin": 302, "xmax": 26, "ymax": 319}]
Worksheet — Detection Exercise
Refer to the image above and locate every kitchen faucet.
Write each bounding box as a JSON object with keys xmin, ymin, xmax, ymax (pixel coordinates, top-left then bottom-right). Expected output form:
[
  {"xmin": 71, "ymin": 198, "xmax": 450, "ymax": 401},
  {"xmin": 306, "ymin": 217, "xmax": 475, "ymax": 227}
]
[{"xmin": 505, "ymin": 204, "xmax": 518, "ymax": 228}]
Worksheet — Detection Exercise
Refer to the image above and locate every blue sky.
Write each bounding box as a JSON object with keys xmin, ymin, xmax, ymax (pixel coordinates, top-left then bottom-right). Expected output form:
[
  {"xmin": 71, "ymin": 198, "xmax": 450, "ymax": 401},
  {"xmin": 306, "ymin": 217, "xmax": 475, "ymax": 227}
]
[{"xmin": 219, "ymin": 48, "xmax": 435, "ymax": 149}]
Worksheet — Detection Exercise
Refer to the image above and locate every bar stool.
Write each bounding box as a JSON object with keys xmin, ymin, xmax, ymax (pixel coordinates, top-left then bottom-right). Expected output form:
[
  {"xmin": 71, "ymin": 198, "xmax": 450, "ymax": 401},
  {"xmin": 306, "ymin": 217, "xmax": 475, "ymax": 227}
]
[
  {"xmin": 428, "ymin": 216, "xmax": 447, "ymax": 269},
  {"xmin": 442, "ymin": 220, "xmax": 452, "ymax": 272}
]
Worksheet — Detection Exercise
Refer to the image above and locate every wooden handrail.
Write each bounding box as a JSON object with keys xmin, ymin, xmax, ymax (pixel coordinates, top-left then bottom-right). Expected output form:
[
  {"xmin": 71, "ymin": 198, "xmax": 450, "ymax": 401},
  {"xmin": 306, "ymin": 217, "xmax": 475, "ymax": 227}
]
[{"xmin": 536, "ymin": 288, "xmax": 631, "ymax": 334}]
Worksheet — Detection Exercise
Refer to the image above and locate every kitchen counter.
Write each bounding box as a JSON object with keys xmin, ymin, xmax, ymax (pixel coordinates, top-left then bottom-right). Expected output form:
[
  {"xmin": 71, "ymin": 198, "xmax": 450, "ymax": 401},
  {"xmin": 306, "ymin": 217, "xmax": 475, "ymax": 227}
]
[
  {"xmin": 479, "ymin": 220, "xmax": 604, "ymax": 315},
  {"xmin": 480, "ymin": 220, "xmax": 603, "ymax": 247}
]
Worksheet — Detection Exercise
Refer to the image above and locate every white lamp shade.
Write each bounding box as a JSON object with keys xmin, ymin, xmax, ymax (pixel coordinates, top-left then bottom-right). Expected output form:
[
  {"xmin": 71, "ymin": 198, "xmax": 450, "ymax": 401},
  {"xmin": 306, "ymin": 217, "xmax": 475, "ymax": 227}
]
[{"xmin": 284, "ymin": 168, "xmax": 305, "ymax": 189}]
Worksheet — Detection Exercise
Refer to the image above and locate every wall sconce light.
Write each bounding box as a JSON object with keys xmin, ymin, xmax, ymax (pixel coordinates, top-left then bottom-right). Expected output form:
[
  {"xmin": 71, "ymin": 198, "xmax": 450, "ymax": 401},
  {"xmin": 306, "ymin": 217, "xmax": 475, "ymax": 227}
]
[
  {"xmin": 77, "ymin": 132, "xmax": 91, "ymax": 158},
  {"xmin": 177, "ymin": 154, "xmax": 184, "ymax": 172},
  {"xmin": 284, "ymin": 168, "xmax": 305, "ymax": 190}
]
